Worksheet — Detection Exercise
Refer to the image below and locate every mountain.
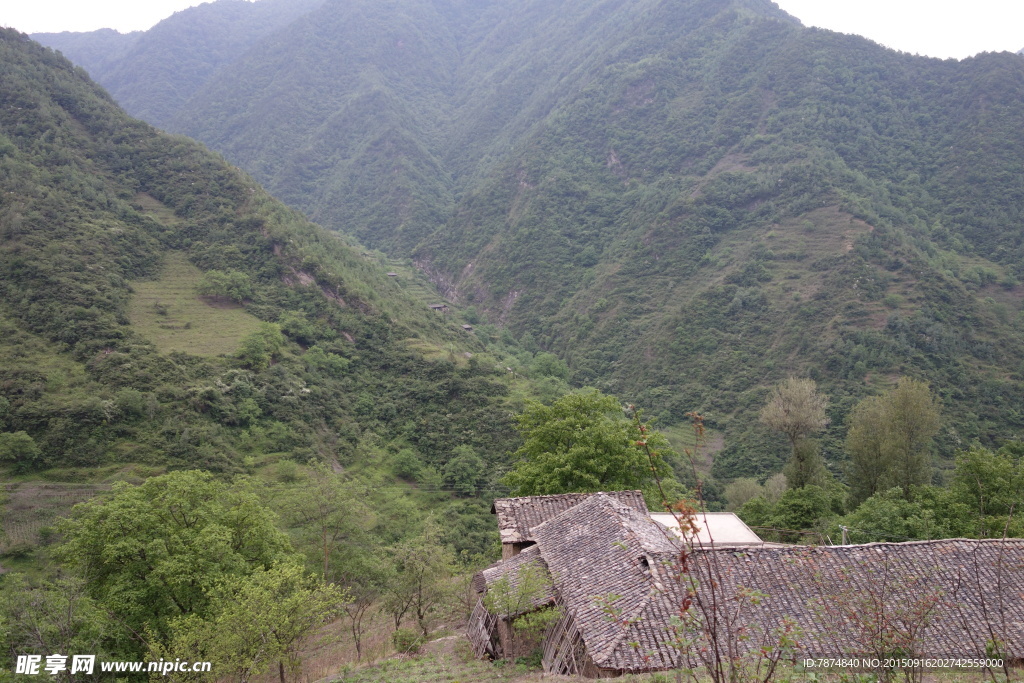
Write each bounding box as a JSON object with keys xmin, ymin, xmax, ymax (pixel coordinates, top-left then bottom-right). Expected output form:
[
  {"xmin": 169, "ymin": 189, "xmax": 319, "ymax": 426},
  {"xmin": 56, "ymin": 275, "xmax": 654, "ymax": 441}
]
[
  {"xmin": 0, "ymin": 27, "xmax": 528, "ymax": 498},
  {"xmin": 33, "ymin": 0, "xmax": 1024, "ymax": 479},
  {"xmin": 32, "ymin": 0, "xmax": 325, "ymax": 129}
]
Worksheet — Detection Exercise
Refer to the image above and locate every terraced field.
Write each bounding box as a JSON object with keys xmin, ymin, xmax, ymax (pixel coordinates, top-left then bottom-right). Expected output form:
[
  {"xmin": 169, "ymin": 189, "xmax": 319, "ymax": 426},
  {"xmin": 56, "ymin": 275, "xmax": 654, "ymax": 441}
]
[{"xmin": 129, "ymin": 251, "xmax": 264, "ymax": 356}]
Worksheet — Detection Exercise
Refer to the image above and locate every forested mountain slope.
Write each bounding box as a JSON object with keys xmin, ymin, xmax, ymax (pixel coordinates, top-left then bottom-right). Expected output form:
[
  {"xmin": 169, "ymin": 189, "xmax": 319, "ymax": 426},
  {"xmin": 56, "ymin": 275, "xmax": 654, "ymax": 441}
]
[
  {"xmin": 0, "ymin": 27, "xmax": 524, "ymax": 494},
  {"xmin": 32, "ymin": 0, "xmax": 325, "ymax": 130},
  {"xmin": 33, "ymin": 0, "xmax": 1024, "ymax": 478}
]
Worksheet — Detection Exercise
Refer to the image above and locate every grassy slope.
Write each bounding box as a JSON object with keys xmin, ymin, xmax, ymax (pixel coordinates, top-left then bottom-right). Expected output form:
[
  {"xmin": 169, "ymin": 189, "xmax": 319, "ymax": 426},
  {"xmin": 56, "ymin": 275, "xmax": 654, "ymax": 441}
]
[{"xmin": 129, "ymin": 251, "xmax": 265, "ymax": 356}]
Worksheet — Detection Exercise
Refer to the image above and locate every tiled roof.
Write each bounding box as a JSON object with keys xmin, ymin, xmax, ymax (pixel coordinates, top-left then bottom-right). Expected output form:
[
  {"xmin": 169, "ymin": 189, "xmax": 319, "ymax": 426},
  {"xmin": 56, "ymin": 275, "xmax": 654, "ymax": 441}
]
[
  {"xmin": 491, "ymin": 490, "xmax": 648, "ymax": 544},
  {"xmin": 696, "ymin": 539, "xmax": 1024, "ymax": 659},
  {"xmin": 531, "ymin": 494, "xmax": 683, "ymax": 671}
]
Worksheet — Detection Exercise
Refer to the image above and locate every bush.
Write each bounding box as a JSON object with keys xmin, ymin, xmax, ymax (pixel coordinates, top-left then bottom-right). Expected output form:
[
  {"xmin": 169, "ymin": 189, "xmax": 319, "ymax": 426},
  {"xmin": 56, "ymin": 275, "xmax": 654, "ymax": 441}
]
[{"xmin": 392, "ymin": 628, "xmax": 425, "ymax": 655}]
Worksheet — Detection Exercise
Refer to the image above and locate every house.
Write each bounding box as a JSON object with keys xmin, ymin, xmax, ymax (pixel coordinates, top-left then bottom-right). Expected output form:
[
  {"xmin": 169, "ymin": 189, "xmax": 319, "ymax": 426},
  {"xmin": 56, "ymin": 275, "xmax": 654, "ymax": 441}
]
[{"xmin": 470, "ymin": 492, "xmax": 1024, "ymax": 678}]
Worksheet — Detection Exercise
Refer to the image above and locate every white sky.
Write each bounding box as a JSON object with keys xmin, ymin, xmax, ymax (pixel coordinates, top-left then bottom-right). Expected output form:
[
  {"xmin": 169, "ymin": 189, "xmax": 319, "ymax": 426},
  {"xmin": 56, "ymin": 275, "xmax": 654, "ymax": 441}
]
[{"xmin": 0, "ymin": 0, "xmax": 1021, "ymax": 60}]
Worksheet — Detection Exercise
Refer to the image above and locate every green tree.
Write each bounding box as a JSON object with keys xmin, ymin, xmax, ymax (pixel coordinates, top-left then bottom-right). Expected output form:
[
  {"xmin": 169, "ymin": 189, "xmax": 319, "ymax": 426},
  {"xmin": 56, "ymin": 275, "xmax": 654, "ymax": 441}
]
[
  {"xmin": 55, "ymin": 471, "xmax": 294, "ymax": 647},
  {"xmin": 737, "ymin": 483, "xmax": 845, "ymax": 542},
  {"xmin": 884, "ymin": 378, "xmax": 941, "ymax": 497},
  {"xmin": 503, "ymin": 390, "xmax": 673, "ymax": 496},
  {"xmin": 381, "ymin": 521, "xmax": 457, "ymax": 637},
  {"xmin": 162, "ymin": 562, "xmax": 346, "ymax": 683},
  {"xmin": 197, "ymin": 269, "xmax": 254, "ymax": 303},
  {"xmin": 530, "ymin": 352, "xmax": 570, "ymax": 380},
  {"xmin": 284, "ymin": 463, "xmax": 371, "ymax": 580},
  {"xmin": 237, "ymin": 322, "xmax": 286, "ymax": 371},
  {"xmin": 442, "ymin": 445, "xmax": 485, "ymax": 497},
  {"xmin": 723, "ymin": 477, "xmax": 764, "ymax": 511},
  {"xmin": 0, "ymin": 431, "xmax": 43, "ymax": 473},
  {"xmin": 833, "ymin": 488, "xmax": 945, "ymax": 544},
  {"xmin": 760, "ymin": 378, "xmax": 829, "ymax": 489},
  {"xmin": 943, "ymin": 444, "xmax": 1023, "ymax": 538},
  {"xmin": 845, "ymin": 395, "xmax": 890, "ymax": 505},
  {"xmin": 846, "ymin": 378, "xmax": 940, "ymax": 501}
]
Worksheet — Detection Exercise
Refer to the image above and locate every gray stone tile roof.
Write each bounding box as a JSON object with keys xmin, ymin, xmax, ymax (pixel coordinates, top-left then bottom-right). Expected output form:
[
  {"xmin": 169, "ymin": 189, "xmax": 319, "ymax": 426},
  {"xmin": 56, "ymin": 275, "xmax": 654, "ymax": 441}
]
[
  {"xmin": 491, "ymin": 490, "xmax": 648, "ymax": 545},
  {"xmin": 697, "ymin": 539, "xmax": 1024, "ymax": 659},
  {"xmin": 531, "ymin": 493, "xmax": 683, "ymax": 671}
]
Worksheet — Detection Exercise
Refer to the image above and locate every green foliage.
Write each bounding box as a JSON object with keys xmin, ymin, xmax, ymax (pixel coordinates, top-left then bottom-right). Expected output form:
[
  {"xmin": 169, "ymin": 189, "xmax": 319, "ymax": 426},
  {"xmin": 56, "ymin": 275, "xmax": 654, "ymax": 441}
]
[
  {"xmin": 832, "ymin": 488, "xmax": 946, "ymax": 544},
  {"xmin": 196, "ymin": 269, "xmax": 254, "ymax": 303},
  {"xmin": 442, "ymin": 445, "xmax": 485, "ymax": 497},
  {"xmin": 54, "ymin": 471, "xmax": 294, "ymax": 645},
  {"xmin": 723, "ymin": 477, "xmax": 764, "ymax": 511},
  {"xmin": 236, "ymin": 322, "xmax": 285, "ymax": 370},
  {"xmin": 0, "ymin": 432, "xmax": 42, "ymax": 473},
  {"xmin": 830, "ymin": 441, "xmax": 1023, "ymax": 543},
  {"xmin": 760, "ymin": 378, "xmax": 830, "ymax": 489},
  {"xmin": 503, "ymin": 390, "xmax": 674, "ymax": 497},
  {"xmin": 391, "ymin": 628, "xmax": 425, "ymax": 655},
  {"xmin": 846, "ymin": 378, "xmax": 941, "ymax": 503},
  {"xmin": 160, "ymin": 561, "xmax": 346, "ymax": 683},
  {"xmin": 283, "ymin": 462, "xmax": 372, "ymax": 581},
  {"xmin": 0, "ymin": 575, "xmax": 130, "ymax": 671},
  {"xmin": 738, "ymin": 482, "xmax": 846, "ymax": 542},
  {"xmin": 944, "ymin": 443, "xmax": 1024, "ymax": 538}
]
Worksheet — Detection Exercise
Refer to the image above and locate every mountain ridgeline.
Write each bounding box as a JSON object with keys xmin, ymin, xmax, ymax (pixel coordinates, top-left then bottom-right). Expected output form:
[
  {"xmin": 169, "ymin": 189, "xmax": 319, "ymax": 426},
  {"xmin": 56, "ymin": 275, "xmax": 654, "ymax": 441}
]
[{"xmin": 30, "ymin": 0, "xmax": 1024, "ymax": 478}]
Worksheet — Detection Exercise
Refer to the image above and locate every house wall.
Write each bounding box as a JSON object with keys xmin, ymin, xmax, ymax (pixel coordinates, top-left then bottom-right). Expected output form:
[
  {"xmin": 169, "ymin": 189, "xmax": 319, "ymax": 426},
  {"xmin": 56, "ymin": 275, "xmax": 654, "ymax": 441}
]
[{"xmin": 501, "ymin": 541, "xmax": 534, "ymax": 560}]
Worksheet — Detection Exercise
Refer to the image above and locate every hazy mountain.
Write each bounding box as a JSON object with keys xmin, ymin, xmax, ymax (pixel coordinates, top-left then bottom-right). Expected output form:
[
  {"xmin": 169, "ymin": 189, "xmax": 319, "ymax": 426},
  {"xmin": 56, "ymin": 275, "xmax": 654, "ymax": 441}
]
[
  {"xmin": 28, "ymin": 0, "xmax": 1024, "ymax": 477},
  {"xmin": 32, "ymin": 0, "xmax": 325, "ymax": 129}
]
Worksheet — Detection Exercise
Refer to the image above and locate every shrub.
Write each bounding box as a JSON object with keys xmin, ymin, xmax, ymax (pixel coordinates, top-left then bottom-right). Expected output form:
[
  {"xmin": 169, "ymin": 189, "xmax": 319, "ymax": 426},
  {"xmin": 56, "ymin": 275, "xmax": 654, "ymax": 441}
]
[{"xmin": 392, "ymin": 628, "xmax": 425, "ymax": 655}]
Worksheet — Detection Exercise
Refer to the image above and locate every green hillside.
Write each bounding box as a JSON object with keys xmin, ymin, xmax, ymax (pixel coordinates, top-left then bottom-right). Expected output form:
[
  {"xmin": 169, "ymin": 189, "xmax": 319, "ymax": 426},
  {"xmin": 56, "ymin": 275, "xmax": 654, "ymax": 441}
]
[
  {"xmin": 0, "ymin": 26, "xmax": 534, "ymax": 491},
  {"xmin": 26, "ymin": 0, "xmax": 1024, "ymax": 482}
]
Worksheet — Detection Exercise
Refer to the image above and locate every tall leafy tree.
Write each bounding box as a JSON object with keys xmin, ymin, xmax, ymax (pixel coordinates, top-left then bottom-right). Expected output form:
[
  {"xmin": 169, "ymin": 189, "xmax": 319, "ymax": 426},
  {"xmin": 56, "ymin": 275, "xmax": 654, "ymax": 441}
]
[
  {"xmin": 884, "ymin": 378, "xmax": 940, "ymax": 497},
  {"xmin": 759, "ymin": 378, "xmax": 829, "ymax": 489},
  {"xmin": 845, "ymin": 395, "xmax": 890, "ymax": 505},
  {"xmin": 846, "ymin": 378, "xmax": 940, "ymax": 501},
  {"xmin": 284, "ymin": 463, "xmax": 372, "ymax": 581},
  {"xmin": 503, "ymin": 390, "xmax": 672, "ymax": 496},
  {"xmin": 162, "ymin": 562, "xmax": 346, "ymax": 683},
  {"xmin": 55, "ymin": 471, "xmax": 294, "ymax": 646}
]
